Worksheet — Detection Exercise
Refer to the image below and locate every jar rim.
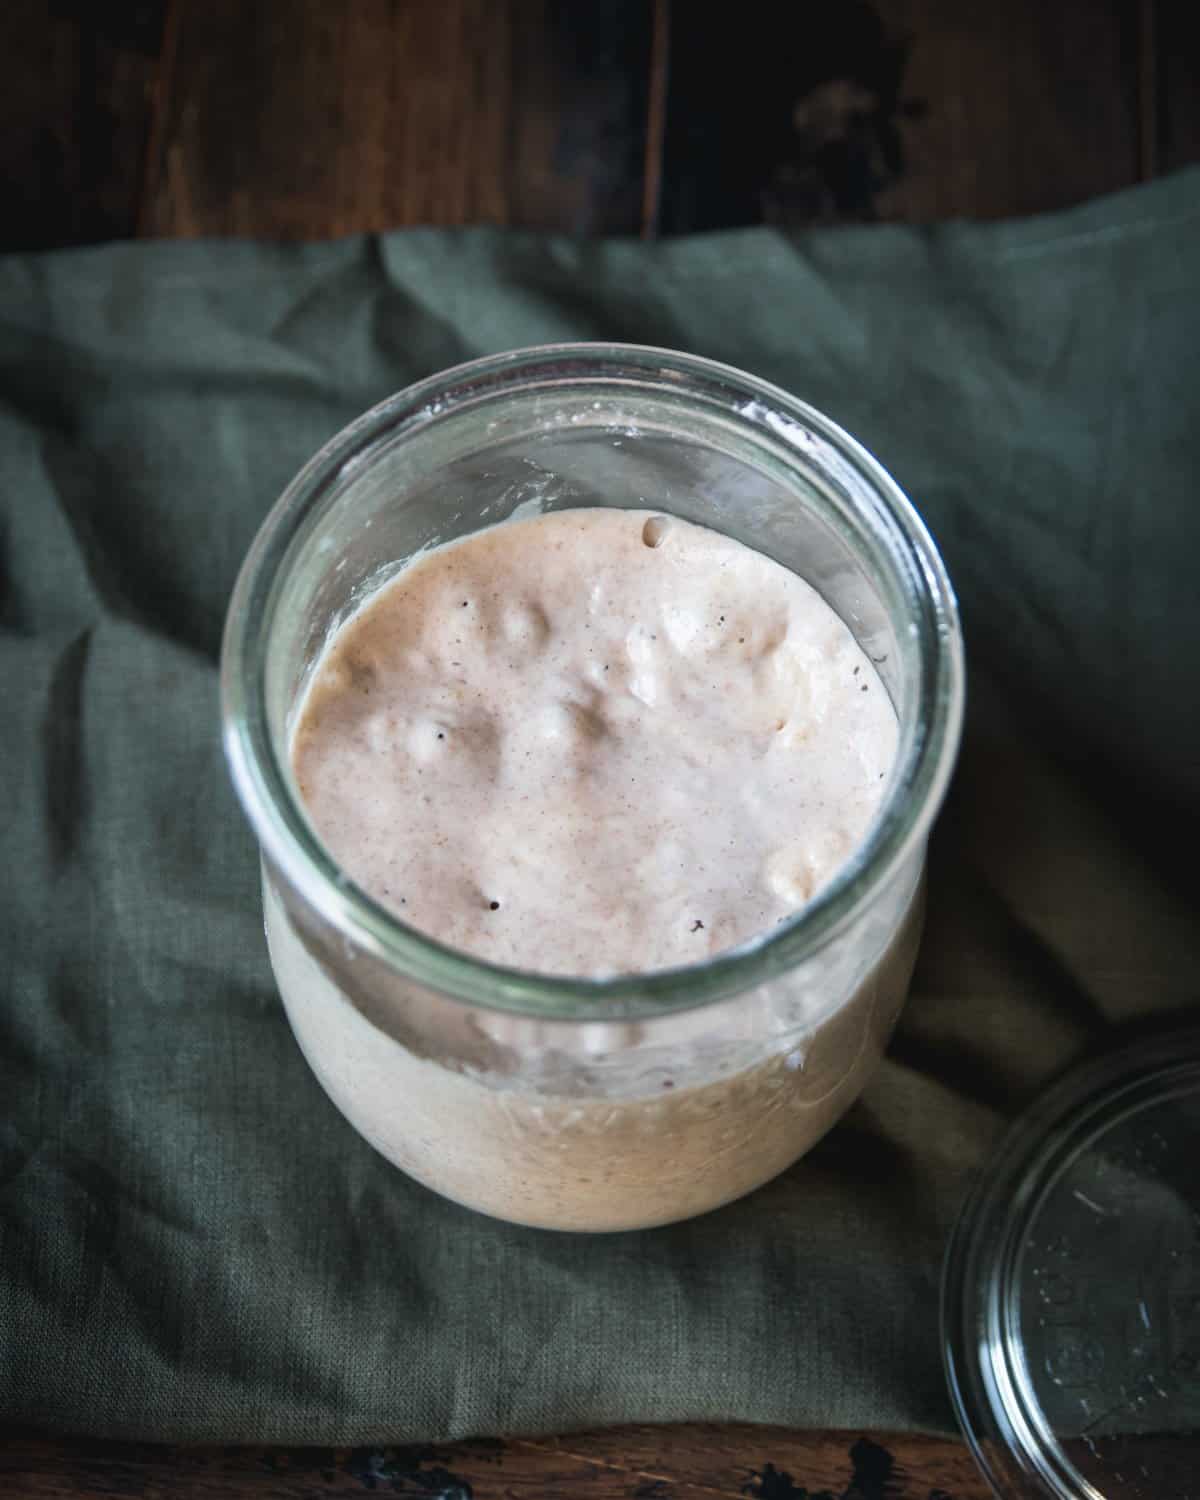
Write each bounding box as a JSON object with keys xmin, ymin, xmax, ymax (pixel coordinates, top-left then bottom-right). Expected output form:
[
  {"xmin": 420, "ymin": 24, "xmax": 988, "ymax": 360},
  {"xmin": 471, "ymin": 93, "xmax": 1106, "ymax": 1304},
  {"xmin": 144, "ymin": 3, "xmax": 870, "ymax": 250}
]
[{"xmin": 221, "ymin": 342, "xmax": 965, "ymax": 1020}]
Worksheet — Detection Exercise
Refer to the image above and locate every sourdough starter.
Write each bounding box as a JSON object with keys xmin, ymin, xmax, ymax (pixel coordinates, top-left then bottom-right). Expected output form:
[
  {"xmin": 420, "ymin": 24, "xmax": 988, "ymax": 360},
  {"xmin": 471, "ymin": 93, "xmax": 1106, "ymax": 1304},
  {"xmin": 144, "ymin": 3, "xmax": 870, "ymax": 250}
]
[{"xmin": 269, "ymin": 508, "xmax": 913, "ymax": 1229}]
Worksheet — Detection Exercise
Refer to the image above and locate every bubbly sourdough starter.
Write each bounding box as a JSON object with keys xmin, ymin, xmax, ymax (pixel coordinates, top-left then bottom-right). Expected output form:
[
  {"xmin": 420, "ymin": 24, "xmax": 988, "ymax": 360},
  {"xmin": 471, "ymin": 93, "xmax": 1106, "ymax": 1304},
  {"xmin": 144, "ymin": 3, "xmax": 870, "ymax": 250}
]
[
  {"xmin": 274, "ymin": 507, "xmax": 913, "ymax": 1229},
  {"xmin": 292, "ymin": 509, "xmax": 897, "ymax": 973}
]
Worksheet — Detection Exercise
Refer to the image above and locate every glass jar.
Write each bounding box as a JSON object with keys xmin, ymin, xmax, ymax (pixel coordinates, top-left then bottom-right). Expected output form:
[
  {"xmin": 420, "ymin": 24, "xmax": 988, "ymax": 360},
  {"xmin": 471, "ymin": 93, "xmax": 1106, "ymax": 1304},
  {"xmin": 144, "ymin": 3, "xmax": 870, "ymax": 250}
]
[{"xmin": 221, "ymin": 344, "xmax": 964, "ymax": 1233}]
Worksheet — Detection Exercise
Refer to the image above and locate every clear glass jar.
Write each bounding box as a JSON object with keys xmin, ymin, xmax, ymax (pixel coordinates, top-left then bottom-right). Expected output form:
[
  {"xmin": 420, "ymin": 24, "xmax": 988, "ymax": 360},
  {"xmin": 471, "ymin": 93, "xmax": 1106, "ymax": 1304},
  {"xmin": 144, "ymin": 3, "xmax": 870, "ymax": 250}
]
[{"xmin": 221, "ymin": 344, "xmax": 964, "ymax": 1232}]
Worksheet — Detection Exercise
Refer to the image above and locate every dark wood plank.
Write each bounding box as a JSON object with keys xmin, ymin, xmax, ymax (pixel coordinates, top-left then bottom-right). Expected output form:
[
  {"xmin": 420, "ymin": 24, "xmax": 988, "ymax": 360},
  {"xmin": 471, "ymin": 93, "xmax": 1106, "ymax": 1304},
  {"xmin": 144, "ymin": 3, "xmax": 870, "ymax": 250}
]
[
  {"xmin": 875, "ymin": 0, "xmax": 1142, "ymax": 221},
  {"xmin": 657, "ymin": 0, "xmax": 1142, "ymax": 230},
  {"xmin": 0, "ymin": 0, "xmax": 167, "ymax": 251},
  {"xmin": 499, "ymin": 2, "xmax": 654, "ymax": 237},
  {"xmin": 1138, "ymin": 0, "xmax": 1158, "ymax": 180},
  {"xmin": 1, "ymin": 1427, "xmax": 992, "ymax": 1498},
  {"xmin": 1155, "ymin": 0, "xmax": 1200, "ymax": 173},
  {"xmin": 519, "ymin": 1426, "xmax": 991, "ymax": 1497},
  {"xmin": 140, "ymin": 0, "xmax": 653, "ymax": 239},
  {"xmin": 4, "ymin": 0, "xmax": 1179, "ymax": 248}
]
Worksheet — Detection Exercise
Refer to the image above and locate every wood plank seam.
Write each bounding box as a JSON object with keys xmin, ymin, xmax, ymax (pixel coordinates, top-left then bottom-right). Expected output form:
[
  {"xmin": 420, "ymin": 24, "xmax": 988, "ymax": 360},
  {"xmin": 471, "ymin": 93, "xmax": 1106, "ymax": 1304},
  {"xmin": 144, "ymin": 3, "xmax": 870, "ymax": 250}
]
[
  {"xmin": 641, "ymin": 0, "xmax": 670, "ymax": 237},
  {"xmin": 136, "ymin": 0, "xmax": 182, "ymax": 236}
]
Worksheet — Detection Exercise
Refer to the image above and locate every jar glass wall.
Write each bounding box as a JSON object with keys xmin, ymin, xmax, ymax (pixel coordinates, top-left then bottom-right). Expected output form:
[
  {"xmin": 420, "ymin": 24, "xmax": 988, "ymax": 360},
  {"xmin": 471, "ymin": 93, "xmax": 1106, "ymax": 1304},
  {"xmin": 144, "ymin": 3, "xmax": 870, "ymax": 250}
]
[{"xmin": 222, "ymin": 344, "xmax": 963, "ymax": 1232}]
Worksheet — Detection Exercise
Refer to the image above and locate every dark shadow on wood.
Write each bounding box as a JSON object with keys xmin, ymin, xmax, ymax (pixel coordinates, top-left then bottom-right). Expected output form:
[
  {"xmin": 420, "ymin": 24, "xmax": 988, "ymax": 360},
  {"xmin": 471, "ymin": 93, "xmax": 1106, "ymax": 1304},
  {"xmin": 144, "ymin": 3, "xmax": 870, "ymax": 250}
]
[{"xmin": 0, "ymin": 0, "xmax": 167, "ymax": 250}]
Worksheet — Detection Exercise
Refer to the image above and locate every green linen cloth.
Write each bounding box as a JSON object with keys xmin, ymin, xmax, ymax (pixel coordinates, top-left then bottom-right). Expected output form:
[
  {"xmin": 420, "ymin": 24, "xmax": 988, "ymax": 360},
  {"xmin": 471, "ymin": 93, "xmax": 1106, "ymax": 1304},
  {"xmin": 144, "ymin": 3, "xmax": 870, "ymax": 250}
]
[{"xmin": 2, "ymin": 173, "xmax": 1198, "ymax": 1444}]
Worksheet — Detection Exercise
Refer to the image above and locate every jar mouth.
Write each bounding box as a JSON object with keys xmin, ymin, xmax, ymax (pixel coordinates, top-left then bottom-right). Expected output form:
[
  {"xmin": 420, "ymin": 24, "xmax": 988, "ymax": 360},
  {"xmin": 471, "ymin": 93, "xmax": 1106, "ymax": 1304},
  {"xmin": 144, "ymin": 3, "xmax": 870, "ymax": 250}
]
[{"xmin": 221, "ymin": 343, "xmax": 964, "ymax": 1021}]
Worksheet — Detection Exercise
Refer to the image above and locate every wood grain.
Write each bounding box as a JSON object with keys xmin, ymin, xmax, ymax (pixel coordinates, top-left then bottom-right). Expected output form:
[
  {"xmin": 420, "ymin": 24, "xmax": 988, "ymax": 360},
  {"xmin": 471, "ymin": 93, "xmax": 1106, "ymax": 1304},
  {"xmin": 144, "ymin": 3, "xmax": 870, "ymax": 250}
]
[
  {"xmin": 0, "ymin": 0, "xmax": 166, "ymax": 250},
  {"xmin": 139, "ymin": 0, "xmax": 652, "ymax": 239},
  {"xmin": 1, "ymin": 1426, "xmax": 992, "ymax": 1498},
  {"xmin": 5, "ymin": 0, "xmax": 1199, "ymax": 250},
  {"xmin": 875, "ymin": 0, "xmax": 1141, "ymax": 221}
]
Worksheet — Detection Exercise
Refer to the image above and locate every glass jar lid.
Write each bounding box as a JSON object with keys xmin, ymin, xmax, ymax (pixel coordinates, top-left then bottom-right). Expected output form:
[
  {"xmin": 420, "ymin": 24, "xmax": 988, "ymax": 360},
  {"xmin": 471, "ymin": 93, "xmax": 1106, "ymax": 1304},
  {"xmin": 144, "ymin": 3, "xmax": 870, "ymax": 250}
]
[{"xmin": 942, "ymin": 1028, "xmax": 1200, "ymax": 1499}]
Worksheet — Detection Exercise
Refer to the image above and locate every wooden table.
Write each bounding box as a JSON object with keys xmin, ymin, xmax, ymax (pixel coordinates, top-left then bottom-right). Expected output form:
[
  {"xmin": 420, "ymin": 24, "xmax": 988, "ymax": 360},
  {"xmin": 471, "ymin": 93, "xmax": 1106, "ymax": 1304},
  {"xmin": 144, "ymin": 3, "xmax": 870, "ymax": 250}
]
[
  {"xmin": 4, "ymin": 0, "xmax": 1197, "ymax": 248},
  {"xmin": 5, "ymin": 1425, "xmax": 991, "ymax": 1497},
  {"xmin": 3, "ymin": 3, "xmax": 1197, "ymax": 1495}
]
